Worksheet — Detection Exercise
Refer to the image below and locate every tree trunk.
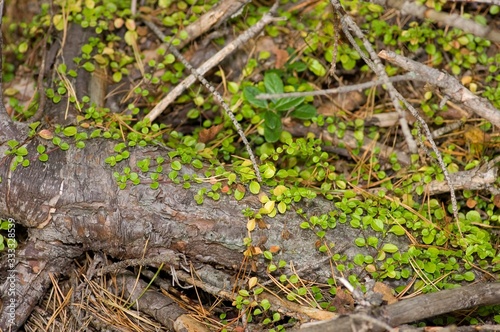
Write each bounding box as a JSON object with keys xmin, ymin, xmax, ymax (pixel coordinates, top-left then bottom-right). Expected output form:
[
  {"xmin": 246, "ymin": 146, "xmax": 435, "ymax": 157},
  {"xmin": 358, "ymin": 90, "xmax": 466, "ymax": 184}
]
[{"xmin": 0, "ymin": 134, "xmax": 411, "ymax": 330}]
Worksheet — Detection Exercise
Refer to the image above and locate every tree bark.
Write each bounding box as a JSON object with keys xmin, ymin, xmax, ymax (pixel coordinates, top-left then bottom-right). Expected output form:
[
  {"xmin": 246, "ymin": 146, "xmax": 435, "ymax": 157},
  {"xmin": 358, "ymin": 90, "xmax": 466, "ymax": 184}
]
[{"xmin": 0, "ymin": 135, "xmax": 410, "ymax": 330}]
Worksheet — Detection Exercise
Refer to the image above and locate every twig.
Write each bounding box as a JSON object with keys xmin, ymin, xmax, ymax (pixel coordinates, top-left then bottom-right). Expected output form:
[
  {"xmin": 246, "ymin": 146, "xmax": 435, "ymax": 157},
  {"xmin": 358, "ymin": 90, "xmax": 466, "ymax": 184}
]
[
  {"xmin": 142, "ymin": 4, "xmax": 283, "ymax": 182},
  {"xmin": 97, "ymin": 253, "xmax": 179, "ymax": 276},
  {"xmin": 378, "ymin": 50, "xmax": 500, "ymax": 129},
  {"xmin": 377, "ymin": 0, "xmax": 500, "ymax": 43},
  {"xmin": 329, "ymin": 0, "xmax": 418, "ymax": 154},
  {"xmin": 425, "ymin": 156, "xmax": 499, "ymax": 195},
  {"xmin": 256, "ymin": 73, "xmax": 421, "ymax": 100}
]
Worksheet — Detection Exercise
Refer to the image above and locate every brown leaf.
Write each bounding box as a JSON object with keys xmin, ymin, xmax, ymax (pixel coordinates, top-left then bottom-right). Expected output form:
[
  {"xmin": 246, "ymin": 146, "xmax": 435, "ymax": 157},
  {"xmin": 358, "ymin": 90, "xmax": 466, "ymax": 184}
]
[
  {"xmin": 493, "ymin": 194, "xmax": 500, "ymax": 208},
  {"xmin": 331, "ymin": 287, "xmax": 355, "ymax": 314},
  {"xmin": 373, "ymin": 282, "xmax": 398, "ymax": 304},
  {"xmin": 269, "ymin": 245, "xmax": 281, "ymax": 253},
  {"xmin": 273, "ymin": 48, "xmax": 289, "ymax": 69},
  {"xmin": 198, "ymin": 123, "xmax": 224, "ymax": 143},
  {"xmin": 466, "ymin": 198, "xmax": 477, "ymax": 209}
]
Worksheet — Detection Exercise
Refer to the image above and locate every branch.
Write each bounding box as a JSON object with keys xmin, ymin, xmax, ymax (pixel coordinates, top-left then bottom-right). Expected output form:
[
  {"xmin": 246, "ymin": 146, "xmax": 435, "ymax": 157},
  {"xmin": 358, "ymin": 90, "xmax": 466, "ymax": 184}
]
[
  {"xmin": 378, "ymin": 50, "xmax": 500, "ymax": 129},
  {"xmin": 256, "ymin": 73, "xmax": 423, "ymax": 100},
  {"xmin": 297, "ymin": 282, "xmax": 500, "ymax": 332},
  {"xmin": 378, "ymin": 0, "xmax": 500, "ymax": 43}
]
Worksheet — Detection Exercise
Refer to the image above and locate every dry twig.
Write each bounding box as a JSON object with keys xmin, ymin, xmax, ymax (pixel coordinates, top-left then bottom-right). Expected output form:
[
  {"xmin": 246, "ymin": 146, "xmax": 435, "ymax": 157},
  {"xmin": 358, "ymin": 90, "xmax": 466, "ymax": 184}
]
[{"xmin": 375, "ymin": 0, "xmax": 500, "ymax": 43}]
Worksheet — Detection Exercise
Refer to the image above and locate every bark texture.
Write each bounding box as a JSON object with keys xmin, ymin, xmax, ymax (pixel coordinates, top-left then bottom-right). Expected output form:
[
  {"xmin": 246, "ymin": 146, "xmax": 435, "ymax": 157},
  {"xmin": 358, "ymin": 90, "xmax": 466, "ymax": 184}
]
[{"xmin": 0, "ymin": 136, "xmax": 410, "ymax": 330}]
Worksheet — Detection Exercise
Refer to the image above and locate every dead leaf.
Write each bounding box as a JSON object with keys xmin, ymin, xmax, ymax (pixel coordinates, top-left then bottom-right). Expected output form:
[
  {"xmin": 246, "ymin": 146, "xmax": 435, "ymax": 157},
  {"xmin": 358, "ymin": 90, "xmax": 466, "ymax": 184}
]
[
  {"xmin": 198, "ymin": 123, "xmax": 224, "ymax": 143},
  {"xmin": 236, "ymin": 184, "xmax": 246, "ymax": 193},
  {"xmin": 39, "ymin": 129, "xmax": 54, "ymax": 140},
  {"xmin": 257, "ymin": 219, "xmax": 269, "ymax": 229},
  {"xmin": 466, "ymin": 198, "xmax": 477, "ymax": 209},
  {"xmin": 269, "ymin": 245, "xmax": 281, "ymax": 253},
  {"xmin": 373, "ymin": 282, "xmax": 398, "ymax": 304},
  {"xmin": 493, "ymin": 194, "xmax": 500, "ymax": 208},
  {"xmin": 274, "ymin": 48, "xmax": 289, "ymax": 69},
  {"xmin": 331, "ymin": 287, "xmax": 355, "ymax": 314}
]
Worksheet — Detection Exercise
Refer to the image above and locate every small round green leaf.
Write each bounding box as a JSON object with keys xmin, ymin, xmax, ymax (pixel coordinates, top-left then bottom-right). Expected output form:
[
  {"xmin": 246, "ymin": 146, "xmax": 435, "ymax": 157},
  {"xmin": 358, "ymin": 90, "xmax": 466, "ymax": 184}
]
[
  {"xmin": 249, "ymin": 181, "xmax": 260, "ymax": 194},
  {"xmin": 63, "ymin": 126, "xmax": 78, "ymax": 137},
  {"xmin": 171, "ymin": 160, "xmax": 182, "ymax": 171},
  {"xmin": 382, "ymin": 243, "xmax": 398, "ymax": 253}
]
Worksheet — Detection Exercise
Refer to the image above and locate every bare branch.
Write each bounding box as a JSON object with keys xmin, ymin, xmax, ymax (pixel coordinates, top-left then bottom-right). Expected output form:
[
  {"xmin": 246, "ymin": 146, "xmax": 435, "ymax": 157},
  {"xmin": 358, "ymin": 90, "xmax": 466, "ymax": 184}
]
[
  {"xmin": 377, "ymin": 0, "xmax": 500, "ymax": 43},
  {"xmin": 256, "ymin": 73, "xmax": 422, "ymax": 100},
  {"xmin": 379, "ymin": 50, "xmax": 500, "ymax": 129}
]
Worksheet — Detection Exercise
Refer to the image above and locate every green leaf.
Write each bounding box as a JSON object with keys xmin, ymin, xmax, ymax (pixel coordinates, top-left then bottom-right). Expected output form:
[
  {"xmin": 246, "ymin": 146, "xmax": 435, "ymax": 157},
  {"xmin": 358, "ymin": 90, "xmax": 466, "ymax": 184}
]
[
  {"xmin": 424, "ymin": 261, "xmax": 436, "ymax": 273},
  {"xmin": 261, "ymin": 299, "xmax": 271, "ymax": 311},
  {"xmin": 463, "ymin": 271, "xmax": 475, "ymax": 281},
  {"xmin": 263, "ymin": 111, "xmax": 281, "ymax": 130},
  {"xmin": 355, "ymin": 237, "xmax": 366, "ymax": 246},
  {"xmin": 191, "ymin": 159, "xmax": 203, "ymax": 169},
  {"xmin": 290, "ymin": 104, "xmax": 317, "ymax": 119},
  {"xmin": 243, "ymin": 86, "xmax": 267, "ymax": 109},
  {"xmin": 39, "ymin": 154, "xmax": 49, "ymax": 162},
  {"xmin": 171, "ymin": 160, "xmax": 182, "ymax": 171},
  {"xmin": 277, "ymin": 201, "xmax": 286, "ymax": 214},
  {"xmin": 263, "ymin": 111, "xmax": 282, "ymax": 143},
  {"xmin": 7, "ymin": 140, "xmax": 19, "ymax": 149},
  {"xmin": 264, "ymin": 72, "xmax": 283, "ymax": 95},
  {"xmin": 465, "ymin": 210, "xmax": 481, "ymax": 223},
  {"xmin": 60, "ymin": 142, "xmax": 70, "ymax": 151},
  {"xmin": 382, "ymin": 243, "xmax": 398, "ymax": 253},
  {"xmin": 57, "ymin": 63, "xmax": 67, "ymax": 74},
  {"xmin": 300, "ymin": 222, "xmax": 310, "ymax": 229},
  {"xmin": 81, "ymin": 44, "xmax": 93, "ymax": 54},
  {"xmin": 82, "ymin": 62, "xmax": 95, "ymax": 72},
  {"xmin": 18, "ymin": 41, "xmax": 29, "ymax": 53},
  {"xmin": 16, "ymin": 147, "xmax": 28, "ymax": 156},
  {"xmin": 234, "ymin": 188, "xmax": 245, "ymax": 201},
  {"xmin": 63, "ymin": 126, "xmax": 78, "ymax": 137},
  {"xmin": 371, "ymin": 218, "xmax": 384, "ymax": 232},
  {"xmin": 249, "ymin": 181, "xmax": 260, "ymax": 194},
  {"xmin": 228, "ymin": 81, "xmax": 239, "ymax": 94},
  {"xmin": 112, "ymin": 71, "xmax": 122, "ymax": 82},
  {"xmin": 90, "ymin": 129, "xmax": 102, "ymax": 138},
  {"xmin": 353, "ymin": 254, "xmax": 365, "ymax": 265},
  {"xmin": 273, "ymin": 96, "xmax": 305, "ymax": 111},
  {"xmin": 388, "ymin": 225, "xmax": 405, "ymax": 236},
  {"xmin": 307, "ymin": 58, "xmax": 326, "ymax": 76}
]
